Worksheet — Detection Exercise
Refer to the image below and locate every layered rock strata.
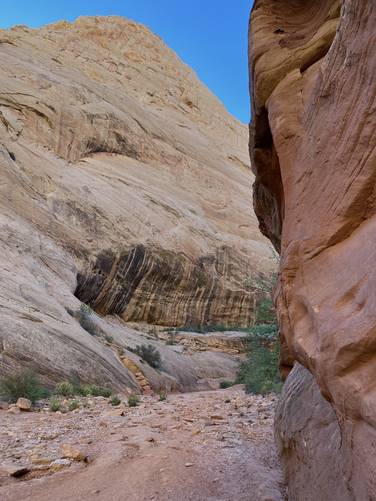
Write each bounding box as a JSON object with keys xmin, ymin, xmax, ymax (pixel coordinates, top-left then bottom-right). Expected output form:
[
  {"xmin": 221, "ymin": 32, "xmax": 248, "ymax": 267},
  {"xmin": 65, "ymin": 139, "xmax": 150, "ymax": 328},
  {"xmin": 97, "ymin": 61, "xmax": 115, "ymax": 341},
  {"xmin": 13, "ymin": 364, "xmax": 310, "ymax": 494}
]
[
  {"xmin": 0, "ymin": 16, "xmax": 273, "ymax": 386},
  {"xmin": 249, "ymin": 1, "xmax": 376, "ymax": 499}
]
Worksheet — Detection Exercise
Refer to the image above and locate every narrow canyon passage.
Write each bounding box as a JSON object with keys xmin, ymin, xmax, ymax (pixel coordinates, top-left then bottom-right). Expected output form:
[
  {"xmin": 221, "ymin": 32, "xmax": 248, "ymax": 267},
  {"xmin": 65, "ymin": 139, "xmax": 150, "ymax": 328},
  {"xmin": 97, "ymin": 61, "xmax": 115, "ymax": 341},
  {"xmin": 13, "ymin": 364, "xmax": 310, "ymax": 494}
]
[{"xmin": 0, "ymin": 387, "xmax": 285, "ymax": 501}]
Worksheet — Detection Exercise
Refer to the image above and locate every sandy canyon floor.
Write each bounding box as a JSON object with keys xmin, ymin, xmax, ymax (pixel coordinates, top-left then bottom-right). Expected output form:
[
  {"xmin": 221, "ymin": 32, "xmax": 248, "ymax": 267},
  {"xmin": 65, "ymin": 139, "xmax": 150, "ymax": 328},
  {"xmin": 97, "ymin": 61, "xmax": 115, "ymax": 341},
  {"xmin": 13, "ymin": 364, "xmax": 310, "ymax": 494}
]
[{"xmin": 0, "ymin": 387, "xmax": 285, "ymax": 501}]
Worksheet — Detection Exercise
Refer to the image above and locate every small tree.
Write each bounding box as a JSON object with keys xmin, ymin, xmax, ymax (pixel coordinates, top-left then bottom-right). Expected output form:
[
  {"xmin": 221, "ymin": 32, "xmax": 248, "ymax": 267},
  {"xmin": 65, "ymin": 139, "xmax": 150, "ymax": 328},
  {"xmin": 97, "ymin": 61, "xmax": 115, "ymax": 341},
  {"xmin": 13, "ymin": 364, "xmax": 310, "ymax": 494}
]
[
  {"xmin": 236, "ymin": 325, "xmax": 281, "ymax": 395},
  {"xmin": 134, "ymin": 344, "xmax": 161, "ymax": 369},
  {"xmin": 0, "ymin": 370, "xmax": 48, "ymax": 403}
]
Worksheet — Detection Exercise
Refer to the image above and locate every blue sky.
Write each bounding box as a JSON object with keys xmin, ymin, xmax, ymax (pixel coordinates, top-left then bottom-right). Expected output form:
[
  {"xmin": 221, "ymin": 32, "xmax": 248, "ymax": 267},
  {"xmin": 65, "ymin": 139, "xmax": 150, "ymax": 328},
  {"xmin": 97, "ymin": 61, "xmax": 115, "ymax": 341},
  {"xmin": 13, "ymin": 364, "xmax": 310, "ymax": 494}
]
[{"xmin": 1, "ymin": 1, "xmax": 254, "ymax": 123}]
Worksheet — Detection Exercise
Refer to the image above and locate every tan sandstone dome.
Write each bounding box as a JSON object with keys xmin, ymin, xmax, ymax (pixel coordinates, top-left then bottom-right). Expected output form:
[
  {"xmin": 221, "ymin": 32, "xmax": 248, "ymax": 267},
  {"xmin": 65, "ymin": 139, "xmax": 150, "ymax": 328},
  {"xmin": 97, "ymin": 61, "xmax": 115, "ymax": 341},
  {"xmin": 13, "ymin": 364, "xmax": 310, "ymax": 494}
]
[
  {"xmin": 0, "ymin": 17, "xmax": 273, "ymax": 387},
  {"xmin": 249, "ymin": 1, "xmax": 376, "ymax": 500}
]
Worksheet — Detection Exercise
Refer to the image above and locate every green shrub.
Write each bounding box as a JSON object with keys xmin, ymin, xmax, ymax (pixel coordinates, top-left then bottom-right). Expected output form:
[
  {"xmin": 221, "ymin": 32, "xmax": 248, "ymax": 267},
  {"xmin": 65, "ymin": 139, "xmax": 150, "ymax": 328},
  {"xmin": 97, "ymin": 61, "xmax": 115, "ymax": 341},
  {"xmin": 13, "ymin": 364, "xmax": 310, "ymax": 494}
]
[
  {"xmin": 110, "ymin": 395, "xmax": 121, "ymax": 406},
  {"xmin": 49, "ymin": 397, "xmax": 61, "ymax": 412},
  {"xmin": 79, "ymin": 384, "xmax": 92, "ymax": 397},
  {"xmin": 219, "ymin": 380, "xmax": 234, "ymax": 389},
  {"xmin": 236, "ymin": 325, "xmax": 281, "ymax": 395},
  {"xmin": 256, "ymin": 297, "xmax": 276, "ymax": 325},
  {"xmin": 159, "ymin": 391, "xmax": 167, "ymax": 401},
  {"xmin": 68, "ymin": 399, "xmax": 80, "ymax": 411},
  {"xmin": 105, "ymin": 335, "xmax": 114, "ymax": 344},
  {"xmin": 79, "ymin": 314, "xmax": 99, "ymax": 336},
  {"xmin": 0, "ymin": 370, "xmax": 48, "ymax": 404},
  {"xmin": 55, "ymin": 381, "xmax": 74, "ymax": 397},
  {"xmin": 78, "ymin": 384, "xmax": 112, "ymax": 397},
  {"xmin": 68, "ymin": 372, "xmax": 83, "ymax": 395},
  {"xmin": 80, "ymin": 303, "xmax": 92, "ymax": 315},
  {"xmin": 134, "ymin": 344, "xmax": 161, "ymax": 369},
  {"xmin": 128, "ymin": 395, "xmax": 140, "ymax": 407},
  {"xmin": 92, "ymin": 386, "xmax": 112, "ymax": 398}
]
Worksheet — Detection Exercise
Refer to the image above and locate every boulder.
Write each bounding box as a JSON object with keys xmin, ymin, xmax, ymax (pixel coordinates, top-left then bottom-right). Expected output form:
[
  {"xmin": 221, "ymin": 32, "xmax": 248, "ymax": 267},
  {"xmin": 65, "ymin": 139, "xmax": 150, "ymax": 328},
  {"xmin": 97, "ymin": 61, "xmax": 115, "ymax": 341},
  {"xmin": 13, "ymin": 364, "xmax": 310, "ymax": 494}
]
[{"xmin": 16, "ymin": 398, "xmax": 32, "ymax": 411}]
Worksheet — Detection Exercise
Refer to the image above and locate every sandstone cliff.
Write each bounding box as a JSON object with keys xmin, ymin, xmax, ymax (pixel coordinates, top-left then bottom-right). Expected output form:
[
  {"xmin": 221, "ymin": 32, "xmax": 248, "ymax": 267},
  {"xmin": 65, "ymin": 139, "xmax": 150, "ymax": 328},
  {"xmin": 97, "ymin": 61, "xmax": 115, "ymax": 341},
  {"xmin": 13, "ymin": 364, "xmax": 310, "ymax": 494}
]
[
  {"xmin": 0, "ymin": 17, "xmax": 272, "ymax": 389},
  {"xmin": 249, "ymin": 1, "xmax": 376, "ymax": 499}
]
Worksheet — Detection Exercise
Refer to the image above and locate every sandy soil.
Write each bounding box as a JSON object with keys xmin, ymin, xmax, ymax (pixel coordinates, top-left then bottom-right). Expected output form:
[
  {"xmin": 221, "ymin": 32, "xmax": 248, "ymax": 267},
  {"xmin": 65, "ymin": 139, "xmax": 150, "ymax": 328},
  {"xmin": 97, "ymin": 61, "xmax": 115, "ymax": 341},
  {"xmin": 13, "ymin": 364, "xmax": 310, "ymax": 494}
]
[{"xmin": 0, "ymin": 387, "xmax": 285, "ymax": 501}]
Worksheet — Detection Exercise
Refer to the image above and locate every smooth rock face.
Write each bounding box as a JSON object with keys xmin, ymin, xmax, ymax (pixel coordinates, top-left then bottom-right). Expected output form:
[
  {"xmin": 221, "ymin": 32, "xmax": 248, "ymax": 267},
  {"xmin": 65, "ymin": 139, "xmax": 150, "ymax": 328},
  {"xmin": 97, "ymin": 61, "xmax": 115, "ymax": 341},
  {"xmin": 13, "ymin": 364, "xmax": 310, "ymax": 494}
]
[
  {"xmin": 249, "ymin": 1, "xmax": 376, "ymax": 499},
  {"xmin": 0, "ymin": 17, "xmax": 272, "ymax": 387}
]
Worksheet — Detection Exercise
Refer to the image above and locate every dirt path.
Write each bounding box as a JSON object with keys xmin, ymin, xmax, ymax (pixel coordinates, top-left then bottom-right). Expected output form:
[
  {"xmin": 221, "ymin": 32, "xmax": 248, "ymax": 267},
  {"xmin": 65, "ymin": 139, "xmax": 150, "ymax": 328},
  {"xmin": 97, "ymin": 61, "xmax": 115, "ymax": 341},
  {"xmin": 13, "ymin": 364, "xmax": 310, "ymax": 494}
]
[{"xmin": 0, "ymin": 387, "xmax": 285, "ymax": 501}]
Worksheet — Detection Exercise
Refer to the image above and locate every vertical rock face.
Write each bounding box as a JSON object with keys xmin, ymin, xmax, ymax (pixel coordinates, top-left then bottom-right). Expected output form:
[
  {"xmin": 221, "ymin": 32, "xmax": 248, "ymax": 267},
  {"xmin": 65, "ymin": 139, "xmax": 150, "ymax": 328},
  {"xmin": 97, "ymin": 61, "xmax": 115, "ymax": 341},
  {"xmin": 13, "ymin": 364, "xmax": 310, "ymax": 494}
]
[
  {"xmin": 249, "ymin": 1, "xmax": 376, "ymax": 499},
  {"xmin": 0, "ymin": 17, "xmax": 274, "ymax": 386}
]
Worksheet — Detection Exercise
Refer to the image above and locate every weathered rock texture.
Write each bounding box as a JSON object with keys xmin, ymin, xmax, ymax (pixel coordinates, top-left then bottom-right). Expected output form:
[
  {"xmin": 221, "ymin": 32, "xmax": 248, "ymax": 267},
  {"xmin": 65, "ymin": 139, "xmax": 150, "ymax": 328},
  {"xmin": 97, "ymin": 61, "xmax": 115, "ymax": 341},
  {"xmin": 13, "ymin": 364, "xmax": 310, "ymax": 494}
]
[
  {"xmin": 249, "ymin": 0, "xmax": 376, "ymax": 499},
  {"xmin": 0, "ymin": 17, "xmax": 272, "ymax": 387}
]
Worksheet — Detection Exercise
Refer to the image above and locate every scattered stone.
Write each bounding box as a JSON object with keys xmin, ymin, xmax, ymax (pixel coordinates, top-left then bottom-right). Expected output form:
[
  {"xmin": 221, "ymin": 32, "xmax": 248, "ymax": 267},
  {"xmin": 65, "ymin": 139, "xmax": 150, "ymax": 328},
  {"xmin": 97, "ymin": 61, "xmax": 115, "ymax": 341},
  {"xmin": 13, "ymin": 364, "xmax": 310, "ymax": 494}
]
[
  {"xmin": 49, "ymin": 459, "xmax": 72, "ymax": 472},
  {"xmin": 104, "ymin": 409, "xmax": 125, "ymax": 417},
  {"xmin": 16, "ymin": 398, "xmax": 32, "ymax": 411},
  {"xmin": 185, "ymin": 463, "xmax": 194, "ymax": 467},
  {"xmin": 31, "ymin": 455, "xmax": 55, "ymax": 465},
  {"xmin": 7, "ymin": 405, "xmax": 20, "ymax": 414},
  {"xmin": 61, "ymin": 444, "xmax": 87, "ymax": 462}
]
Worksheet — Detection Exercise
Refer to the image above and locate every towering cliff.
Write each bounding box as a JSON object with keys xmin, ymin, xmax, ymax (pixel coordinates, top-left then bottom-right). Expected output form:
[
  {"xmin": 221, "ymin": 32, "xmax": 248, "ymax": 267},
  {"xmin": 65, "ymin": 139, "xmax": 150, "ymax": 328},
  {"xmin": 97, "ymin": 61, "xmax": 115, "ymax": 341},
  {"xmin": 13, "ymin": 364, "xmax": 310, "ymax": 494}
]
[
  {"xmin": 249, "ymin": 1, "xmax": 376, "ymax": 499},
  {"xmin": 0, "ymin": 17, "xmax": 273, "ymax": 387}
]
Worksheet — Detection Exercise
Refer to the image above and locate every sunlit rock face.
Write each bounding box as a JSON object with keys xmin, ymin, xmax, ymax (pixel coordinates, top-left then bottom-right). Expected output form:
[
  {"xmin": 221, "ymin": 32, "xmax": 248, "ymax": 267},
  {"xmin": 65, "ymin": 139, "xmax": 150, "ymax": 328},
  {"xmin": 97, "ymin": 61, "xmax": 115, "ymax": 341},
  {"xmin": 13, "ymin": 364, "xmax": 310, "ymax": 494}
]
[
  {"xmin": 0, "ymin": 17, "xmax": 273, "ymax": 386},
  {"xmin": 249, "ymin": 1, "xmax": 376, "ymax": 499}
]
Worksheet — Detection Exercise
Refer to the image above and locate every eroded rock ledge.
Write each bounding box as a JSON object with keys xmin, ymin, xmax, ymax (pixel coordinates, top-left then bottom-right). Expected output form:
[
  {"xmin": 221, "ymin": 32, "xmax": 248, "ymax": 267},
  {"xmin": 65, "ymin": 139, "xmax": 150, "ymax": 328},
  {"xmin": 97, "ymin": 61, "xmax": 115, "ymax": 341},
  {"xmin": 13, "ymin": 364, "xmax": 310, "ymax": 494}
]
[
  {"xmin": 75, "ymin": 244, "xmax": 255, "ymax": 327},
  {"xmin": 249, "ymin": 1, "xmax": 376, "ymax": 499}
]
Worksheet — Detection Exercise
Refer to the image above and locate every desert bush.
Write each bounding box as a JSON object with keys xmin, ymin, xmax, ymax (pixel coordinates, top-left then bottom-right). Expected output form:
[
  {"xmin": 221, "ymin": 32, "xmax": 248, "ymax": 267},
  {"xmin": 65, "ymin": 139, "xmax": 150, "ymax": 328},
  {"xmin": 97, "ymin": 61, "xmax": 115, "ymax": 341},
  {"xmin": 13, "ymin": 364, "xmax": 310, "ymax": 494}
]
[
  {"xmin": 91, "ymin": 386, "xmax": 112, "ymax": 397},
  {"xmin": 69, "ymin": 372, "xmax": 83, "ymax": 395},
  {"xmin": 105, "ymin": 335, "xmax": 114, "ymax": 344},
  {"xmin": 79, "ymin": 314, "xmax": 99, "ymax": 336},
  {"xmin": 159, "ymin": 391, "xmax": 167, "ymax": 401},
  {"xmin": 0, "ymin": 370, "xmax": 48, "ymax": 403},
  {"xmin": 255, "ymin": 297, "xmax": 276, "ymax": 325},
  {"xmin": 110, "ymin": 395, "xmax": 121, "ymax": 406},
  {"xmin": 134, "ymin": 344, "xmax": 161, "ymax": 369},
  {"xmin": 79, "ymin": 303, "xmax": 93, "ymax": 316},
  {"xmin": 236, "ymin": 325, "xmax": 281, "ymax": 395},
  {"xmin": 79, "ymin": 384, "xmax": 92, "ymax": 396},
  {"xmin": 49, "ymin": 397, "xmax": 61, "ymax": 412},
  {"xmin": 55, "ymin": 381, "xmax": 74, "ymax": 397},
  {"xmin": 81, "ymin": 384, "xmax": 112, "ymax": 397},
  {"xmin": 128, "ymin": 394, "xmax": 140, "ymax": 407},
  {"xmin": 68, "ymin": 399, "xmax": 79, "ymax": 411},
  {"xmin": 219, "ymin": 380, "xmax": 234, "ymax": 389}
]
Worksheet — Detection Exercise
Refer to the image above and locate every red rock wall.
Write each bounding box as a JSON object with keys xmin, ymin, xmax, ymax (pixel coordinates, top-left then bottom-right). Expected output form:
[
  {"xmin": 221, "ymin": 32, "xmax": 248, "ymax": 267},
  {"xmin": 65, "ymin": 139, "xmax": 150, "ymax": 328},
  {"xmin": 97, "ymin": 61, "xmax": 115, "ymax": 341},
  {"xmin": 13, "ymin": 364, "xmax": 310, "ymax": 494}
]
[{"xmin": 249, "ymin": 1, "xmax": 376, "ymax": 499}]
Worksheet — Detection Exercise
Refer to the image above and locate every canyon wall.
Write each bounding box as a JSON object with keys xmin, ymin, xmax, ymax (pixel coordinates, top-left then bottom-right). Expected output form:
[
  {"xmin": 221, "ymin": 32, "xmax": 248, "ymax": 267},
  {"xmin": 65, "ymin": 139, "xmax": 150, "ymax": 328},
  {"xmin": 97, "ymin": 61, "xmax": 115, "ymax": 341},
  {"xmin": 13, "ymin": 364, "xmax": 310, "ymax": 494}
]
[
  {"xmin": 249, "ymin": 1, "xmax": 376, "ymax": 499},
  {"xmin": 0, "ymin": 17, "xmax": 273, "ymax": 387}
]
